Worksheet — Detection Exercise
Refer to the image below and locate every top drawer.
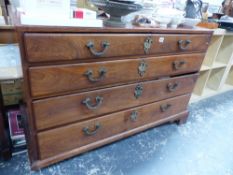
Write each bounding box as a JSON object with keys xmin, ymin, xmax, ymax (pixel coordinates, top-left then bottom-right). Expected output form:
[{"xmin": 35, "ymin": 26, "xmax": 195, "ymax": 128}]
[{"xmin": 24, "ymin": 33, "xmax": 211, "ymax": 63}]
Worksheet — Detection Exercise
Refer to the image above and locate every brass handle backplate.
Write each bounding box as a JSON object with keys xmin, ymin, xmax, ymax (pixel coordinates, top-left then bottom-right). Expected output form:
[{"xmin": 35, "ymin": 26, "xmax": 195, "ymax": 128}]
[
  {"xmin": 160, "ymin": 104, "xmax": 172, "ymax": 112},
  {"xmin": 130, "ymin": 111, "xmax": 138, "ymax": 122},
  {"xmin": 144, "ymin": 36, "xmax": 153, "ymax": 54},
  {"xmin": 138, "ymin": 60, "xmax": 148, "ymax": 77},
  {"xmin": 178, "ymin": 40, "xmax": 191, "ymax": 50},
  {"xmin": 84, "ymin": 68, "xmax": 107, "ymax": 82},
  {"xmin": 134, "ymin": 84, "xmax": 143, "ymax": 99},
  {"xmin": 173, "ymin": 60, "xmax": 186, "ymax": 70},
  {"xmin": 82, "ymin": 96, "xmax": 103, "ymax": 110},
  {"xmin": 167, "ymin": 82, "xmax": 179, "ymax": 92},
  {"xmin": 83, "ymin": 123, "xmax": 101, "ymax": 136},
  {"xmin": 86, "ymin": 41, "xmax": 110, "ymax": 57}
]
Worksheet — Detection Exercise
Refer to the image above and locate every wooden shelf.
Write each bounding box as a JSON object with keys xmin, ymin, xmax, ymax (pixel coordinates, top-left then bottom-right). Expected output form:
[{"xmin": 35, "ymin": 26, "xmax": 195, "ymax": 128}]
[
  {"xmin": 190, "ymin": 84, "xmax": 233, "ymax": 103},
  {"xmin": 200, "ymin": 65, "xmax": 210, "ymax": 71},
  {"xmin": 203, "ymin": 35, "xmax": 223, "ymax": 67},
  {"xmin": 212, "ymin": 61, "xmax": 227, "ymax": 69},
  {"xmin": 215, "ymin": 36, "xmax": 233, "ymax": 65},
  {"xmin": 207, "ymin": 67, "xmax": 226, "ymax": 90},
  {"xmin": 226, "ymin": 66, "xmax": 233, "ymax": 85},
  {"xmin": 190, "ymin": 29, "xmax": 233, "ymax": 103},
  {"xmin": 193, "ymin": 70, "xmax": 210, "ymax": 95}
]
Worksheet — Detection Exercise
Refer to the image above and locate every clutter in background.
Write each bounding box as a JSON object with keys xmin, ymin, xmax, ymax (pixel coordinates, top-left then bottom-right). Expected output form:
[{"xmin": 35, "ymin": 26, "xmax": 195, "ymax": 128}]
[
  {"xmin": 17, "ymin": 0, "xmax": 102, "ymax": 27},
  {"xmin": 1, "ymin": 79, "xmax": 23, "ymax": 106},
  {"xmin": 2, "ymin": 0, "xmax": 232, "ymax": 29},
  {"xmin": 7, "ymin": 108, "xmax": 26, "ymax": 156}
]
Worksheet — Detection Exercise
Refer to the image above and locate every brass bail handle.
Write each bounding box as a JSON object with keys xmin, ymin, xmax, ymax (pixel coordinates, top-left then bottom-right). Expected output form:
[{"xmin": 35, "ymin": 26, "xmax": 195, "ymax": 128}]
[
  {"xmin": 178, "ymin": 40, "xmax": 192, "ymax": 50},
  {"xmin": 160, "ymin": 104, "xmax": 172, "ymax": 112},
  {"xmin": 86, "ymin": 41, "xmax": 110, "ymax": 57},
  {"xmin": 84, "ymin": 68, "xmax": 107, "ymax": 82},
  {"xmin": 83, "ymin": 123, "xmax": 101, "ymax": 136},
  {"xmin": 82, "ymin": 96, "xmax": 103, "ymax": 110},
  {"xmin": 167, "ymin": 82, "xmax": 179, "ymax": 92},
  {"xmin": 173, "ymin": 60, "xmax": 187, "ymax": 70}
]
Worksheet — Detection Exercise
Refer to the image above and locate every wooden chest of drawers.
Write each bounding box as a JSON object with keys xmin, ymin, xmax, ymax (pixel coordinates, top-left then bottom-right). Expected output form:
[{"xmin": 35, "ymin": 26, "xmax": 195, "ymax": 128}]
[{"xmin": 16, "ymin": 26, "xmax": 212, "ymax": 170}]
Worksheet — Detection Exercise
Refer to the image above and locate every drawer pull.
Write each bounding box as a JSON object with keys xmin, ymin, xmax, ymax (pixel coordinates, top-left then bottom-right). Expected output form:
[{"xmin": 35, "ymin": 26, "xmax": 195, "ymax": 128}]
[
  {"xmin": 178, "ymin": 40, "xmax": 191, "ymax": 50},
  {"xmin": 84, "ymin": 68, "xmax": 107, "ymax": 82},
  {"xmin": 134, "ymin": 84, "xmax": 143, "ymax": 99},
  {"xmin": 83, "ymin": 123, "xmax": 101, "ymax": 136},
  {"xmin": 130, "ymin": 111, "xmax": 138, "ymax": 122},
  {"xmin": 160, "ymin": 104, "xmax": 171, "ymax": 112},
  {"xmin": 82, "ymin": 96, "xmax": 103, "ymax": 110},
  {"xmin": 138, "ymin": 60, "xmax": 148, "ymax": 77},
  {"xmin": 173, "ymin": 60, "xmax": 186, "ymax": 70},
  {"xmin": 144, "ymin": 36, "xmax": 153, "ymax": 54},
  {"xmin": 86, "ymin": 41, "xmax": 110, "ymax": 57},
  {"xmin": 167, "ymin": 82, "xmax": 179, "ymax": 92}
]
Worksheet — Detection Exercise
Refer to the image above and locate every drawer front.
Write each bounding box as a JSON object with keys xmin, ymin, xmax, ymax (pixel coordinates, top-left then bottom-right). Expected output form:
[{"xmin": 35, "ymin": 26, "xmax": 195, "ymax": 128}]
[
  {"xmin": 24, "ymin": 33, "xmax": 210, "ymax": 62},
  {"xmin": 29, "ymin": 53, "xmax": 204, "ymax": 98},
  {"xmin": 33, "ymin": 74, "xmax": 198, "ymax": 130},
  {"xmin": 37, "ymin": 94, "xmax": 190, "ymax": 159}
]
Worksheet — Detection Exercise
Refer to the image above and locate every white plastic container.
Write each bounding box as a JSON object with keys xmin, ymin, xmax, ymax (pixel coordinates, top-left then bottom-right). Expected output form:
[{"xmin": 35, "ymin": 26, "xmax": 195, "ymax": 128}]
[{"xmin": 0, "ymin": 44, "xmax": 22, "ymax": 80}]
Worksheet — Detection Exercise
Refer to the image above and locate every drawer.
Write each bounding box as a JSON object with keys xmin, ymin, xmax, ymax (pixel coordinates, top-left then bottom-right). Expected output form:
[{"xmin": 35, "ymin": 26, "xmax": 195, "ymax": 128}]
[
  {"xmin": 37, "ymin": 94, "xmax": 190, "ymax": 159},
  {"xmin": 24, "ymin": 33, "xmax": 211, "ymax": 62},
  {"xmin": 29, "ymin": 53, "xmax": 204, "ymax": 98},
  {"xmin": 33, "ymin": 74, "xmax": 198, "ymax": 130}
]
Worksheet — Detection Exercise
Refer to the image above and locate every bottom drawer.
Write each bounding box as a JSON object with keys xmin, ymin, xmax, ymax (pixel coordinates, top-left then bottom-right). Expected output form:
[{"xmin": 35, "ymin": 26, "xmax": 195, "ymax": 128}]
[{"xmin": 37, "ymin": 94, "xmax": 191, "ymax": 160}]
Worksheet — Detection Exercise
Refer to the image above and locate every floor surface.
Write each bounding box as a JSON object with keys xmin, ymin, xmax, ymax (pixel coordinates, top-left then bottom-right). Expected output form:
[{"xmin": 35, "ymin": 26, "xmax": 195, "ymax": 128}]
[{"xmin": 1, "ymin": 91, "xmax": 233, "ymax": 175}]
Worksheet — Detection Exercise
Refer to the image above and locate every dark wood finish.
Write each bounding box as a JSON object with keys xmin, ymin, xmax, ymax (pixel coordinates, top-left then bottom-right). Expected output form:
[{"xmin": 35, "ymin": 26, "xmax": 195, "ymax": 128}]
[
  {"xmin": 15, "ymin": 26, "xmax": 212, "ymax": 170},
  {"xmin": 32, "ymin": 110, "xmax": 189, "ymax": 170},
  {"xmin": 37, "ymin": 94, "xmax": 190, "ymax": 159},
  {"xmin": 0, "ymin": 26, "xmax": 17, "ymax": 43},
  {"xmin": 33, "ymin": 74, "xmax": 198, "ymax": 131},
  {"xmin": 24, "ymin": 33, "xmax": 210, "ymax": 62},
  {"xmin": 29, "ymin": 54, "xmax": 204, "ymax": 98},
  {"xmin": 16, "ymin": 25, "xmax": 213, "ymax": 34}
]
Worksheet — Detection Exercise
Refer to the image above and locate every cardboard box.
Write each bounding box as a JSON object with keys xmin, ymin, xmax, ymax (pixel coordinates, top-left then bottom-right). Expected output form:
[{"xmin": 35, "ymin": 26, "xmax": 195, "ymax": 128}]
[{"xmin": 1, "ymin": 79, "xmax": 23, "ymax": 106}]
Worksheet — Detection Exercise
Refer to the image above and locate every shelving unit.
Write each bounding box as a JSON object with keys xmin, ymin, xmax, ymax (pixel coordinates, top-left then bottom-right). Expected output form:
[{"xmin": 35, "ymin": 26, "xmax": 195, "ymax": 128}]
[{"xmin": 190, "ymin": 29, "xmax": 233, "ymax": 103}]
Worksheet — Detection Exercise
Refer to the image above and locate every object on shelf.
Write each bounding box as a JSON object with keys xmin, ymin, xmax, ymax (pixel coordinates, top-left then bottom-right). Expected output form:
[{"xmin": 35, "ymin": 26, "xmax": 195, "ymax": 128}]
[
  {"xmin": 7, "ymin": 108, "xmax": 26, "ymax": 155},
  {"xmin": 185, "ymin": 0, "xmax": 202, "ymax": 19},
  {"xmin": 7, "ymin": 108, "xmax": 24, "ymax": 140},
  {"xmin": 132, "ymin": 15, "xmax": 159, "ymax": 27},
  {"xmin": 72, "ymin": 8, "xmax": 96, "ymax": 20},
  {"xmin": 222, "ymin": 0, "xmax": 233, "ymax": 17},
  {"xmin": 19, "ymin": 0, "xmax": 71, "ymax": 19},
  {"xmin": 182, "ymin": 17, "xmax": 201, "ymax": 27},
  {"xmin": 0, "ymin": 44, "xmax": 22, "ymax": 80},
  {"xmin": 89, "ymin": 0, "xmax": 142, "ymax": 27},
  {"xmin": 20, "ymin": 14, "xmax": 103, "ymax": 27},
  {"xmin": 1, "ymin": 79, "xmax": 23, "ymax": 106},
  {"xmin": 212, "ymin": 13, "xmax": 224, "ymax": 20},
  {"xmin": 153, "ymin": 8, "xmax": 184, "ymax": 28},
  {"xmin": 196, "ymin": 22, "xmax": 219, "ymax": 29},
  {"xmin": 218, "ymin": 15, "xmax": 233, "ymax": 31}
]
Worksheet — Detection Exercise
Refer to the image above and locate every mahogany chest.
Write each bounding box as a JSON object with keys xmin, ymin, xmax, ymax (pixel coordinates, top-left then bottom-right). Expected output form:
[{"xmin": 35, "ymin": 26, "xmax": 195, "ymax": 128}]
[{"xmin": 16, "ymin": 26, "xmax": 212, "ymax": 170}]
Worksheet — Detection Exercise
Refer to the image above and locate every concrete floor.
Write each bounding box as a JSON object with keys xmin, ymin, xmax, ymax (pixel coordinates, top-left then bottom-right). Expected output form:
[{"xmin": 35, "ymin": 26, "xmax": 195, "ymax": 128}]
[{"xmin": 1, "ymin": 90, "xmax": 233, "ymax": 175}]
